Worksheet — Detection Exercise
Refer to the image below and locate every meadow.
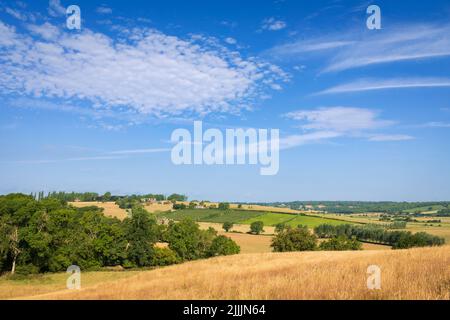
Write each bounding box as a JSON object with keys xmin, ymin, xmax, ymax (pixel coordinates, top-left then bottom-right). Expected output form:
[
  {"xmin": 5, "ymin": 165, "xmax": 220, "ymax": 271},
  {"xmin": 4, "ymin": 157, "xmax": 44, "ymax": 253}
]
[
  {"xmin": 241, "ymin": 213, "xmax": 350, "ymax": 228},
  {"xmin": 13, "ymin": 245, "xmax": 449, "ymax": 300}
]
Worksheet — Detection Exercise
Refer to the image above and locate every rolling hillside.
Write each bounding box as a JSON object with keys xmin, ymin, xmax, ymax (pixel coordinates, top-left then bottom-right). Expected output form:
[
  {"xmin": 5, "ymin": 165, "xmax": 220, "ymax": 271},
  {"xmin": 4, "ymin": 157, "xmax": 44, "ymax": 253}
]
[{"xmin": 20, "ymin": 246, "xmax": 450, "ymax": 300}]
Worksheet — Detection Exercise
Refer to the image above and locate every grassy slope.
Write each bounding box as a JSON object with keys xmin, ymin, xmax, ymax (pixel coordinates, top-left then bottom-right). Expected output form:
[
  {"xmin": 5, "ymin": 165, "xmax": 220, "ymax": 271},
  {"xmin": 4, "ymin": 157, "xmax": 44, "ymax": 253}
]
[
  {"xmin": 16, "ymin": 246, "xmax": 450, "ymax": 300},
  {"xmin": 158, "ymin": 209, "xmax": 265, "ymax": 223},
  {"xmin": 241, "ymin": 213, "xmax": 349, "ymax": 228}
]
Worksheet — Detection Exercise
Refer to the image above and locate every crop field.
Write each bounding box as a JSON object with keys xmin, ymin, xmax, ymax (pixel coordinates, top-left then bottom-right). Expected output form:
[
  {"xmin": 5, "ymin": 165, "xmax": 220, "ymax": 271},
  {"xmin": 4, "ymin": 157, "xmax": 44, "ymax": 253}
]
[
  {"xmin": 14, "ymin": 246, "xmax": 448, "ymax": 300},
  {"xmin": 241, "ymin": 212, "xmax": 350, "ymax": 228},
  {"xmin": 69, "ymin": 202, "xmax": 129, "ymax": 220},
  {"xmin": 158, "ymin": 209, "xmax": 266, "ymax": 224}
]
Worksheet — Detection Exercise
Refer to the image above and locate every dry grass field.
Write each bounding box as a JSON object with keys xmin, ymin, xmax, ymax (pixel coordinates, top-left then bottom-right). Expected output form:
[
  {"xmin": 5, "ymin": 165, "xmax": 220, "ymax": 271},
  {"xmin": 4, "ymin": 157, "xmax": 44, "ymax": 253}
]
[
  {"xmin": 197, "ymin": 222, "xmax": 390, "ymax": 253},
  {"xmin": 144, "ymin": 202, "xmax": 173, "ymax": 213},
  {"xmin": 69, "ymin": 201, "xmax": 129, "ymax": 220},
  {"xmin": 17, "ymin": 245, "xmax": 449, "ymax": 300},
  {"xmin": 0, "ymin": 271, "xmax": 140, "ymax": 300}
]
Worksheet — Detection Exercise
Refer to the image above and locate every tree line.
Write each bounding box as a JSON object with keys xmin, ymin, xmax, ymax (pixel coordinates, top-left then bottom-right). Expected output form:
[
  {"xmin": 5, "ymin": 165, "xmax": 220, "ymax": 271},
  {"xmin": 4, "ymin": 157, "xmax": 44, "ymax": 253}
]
[
  {"xmin": 313, "ymin": 224, "xmax": 445, "ymax": 249},
  {"xmin": 0, "ymin": 194, "xmax": 239, "ymax": 275}
]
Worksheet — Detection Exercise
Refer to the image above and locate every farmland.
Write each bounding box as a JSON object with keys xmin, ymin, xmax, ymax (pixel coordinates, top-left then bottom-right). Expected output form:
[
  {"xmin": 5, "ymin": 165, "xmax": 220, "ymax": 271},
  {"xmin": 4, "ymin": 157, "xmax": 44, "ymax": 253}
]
[
  {"xmin": 158, "ymin": 209, "xmax": 350, "ymax": 229},
  {"xmin": 13, "ymin": 245, "xmax": 449, "ymax": 300},
  {"xmin": 69, "ymin": 201, "xmax": 129, "ymax": 220}
]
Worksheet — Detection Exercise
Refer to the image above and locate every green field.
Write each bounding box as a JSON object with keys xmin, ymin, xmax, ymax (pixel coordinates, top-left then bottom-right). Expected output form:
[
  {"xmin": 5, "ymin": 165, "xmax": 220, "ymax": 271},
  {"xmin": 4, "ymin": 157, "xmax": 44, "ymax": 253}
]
[
  {"xmin": 160, "ymin": 209, "xmax": 351, "ymax": 229},
  {"xmin": 241, "ymin": 213, "xmax": 350, "ymax": 228},
  {"xmin": 158, "ymin": 209, "xmax": 266, "ymax": 223},
  {"xmin": 401, "ymin": 205, "xmax": 446, "ymax": 213}
]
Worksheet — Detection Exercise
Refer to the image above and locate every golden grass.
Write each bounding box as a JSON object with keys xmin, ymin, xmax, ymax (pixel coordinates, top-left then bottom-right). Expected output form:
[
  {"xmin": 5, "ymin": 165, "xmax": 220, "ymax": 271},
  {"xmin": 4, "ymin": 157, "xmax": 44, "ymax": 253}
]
[
  {"xmin": 69, "ymin": 201, "xmax": 129, "ymax": 220},
  {"xmin": 19, "ymin": 246, "xmax": 449, "ymax": 300},
  {"xmin": 0, "ymin": 271, "xmax": 140, "ymax": 300},
  {"xmin": 144, "ymin": 202, "xmax": 173, "ymax": 213}
]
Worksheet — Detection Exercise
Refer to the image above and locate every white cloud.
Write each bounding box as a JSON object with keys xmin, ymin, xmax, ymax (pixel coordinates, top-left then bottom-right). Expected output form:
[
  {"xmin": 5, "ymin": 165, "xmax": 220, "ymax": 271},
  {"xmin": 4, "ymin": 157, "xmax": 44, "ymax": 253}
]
[
  {"xmin": 108, "ymin": 148, "xmax": 171, "ymax": 155},
  {"xmin": 224, "ymin": 37, "xmax": 237, "ymax": 45},
  {"xmin": 285, "ymin": 107, "xmax": 393, "ymax": 132},
  {"xmin": 324, "ymin": 24, "xmax": 450, "ymax": 73},
  {"xmin": 423, "ymin": 122, "xmax": 450, "ymax": 128},
  {"xmin": 27, "ymin": 22, "xmax": 60, "ymax": 40},
  {"xmin": 48, "ymin": 0, "xmax": 65, "ymax": 17},
  {"xmin": 279, "ymin": 131, "xmax": 342, "ymax": 149},
  {"xmin": 267, "ymin": 23, "xmax": 450, "ymax": 73},
  {"xmin": 5, "ymin": 7, "xmax": 27, "ymax": 21},
  {"xmin": 283, "ymin": 107, "xmax": 412, "ymax": 146},
  {"xmin": 368, "ymin": 134, "xmax": 415, "ymax": 142},
  {"xmin": 0, "ymin": 20, "xmax": 288, "ymax": 117},
  {"xmin": 96, "ymin": 6, "xmax": 112, "ymax": 14},
  {"xmin": 261, "ymin": 18, "xmax": 286, "ymax": 31},
  {"xmin": 315, "ymin": 78, "xmax": 450, "ymax": 95}
]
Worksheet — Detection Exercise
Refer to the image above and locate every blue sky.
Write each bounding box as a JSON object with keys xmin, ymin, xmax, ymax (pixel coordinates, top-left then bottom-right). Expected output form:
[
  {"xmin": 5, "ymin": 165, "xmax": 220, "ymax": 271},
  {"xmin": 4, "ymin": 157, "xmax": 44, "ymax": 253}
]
[{"xmin": 1, "ymin": 0, "xmax": 450, "ymax": 201}]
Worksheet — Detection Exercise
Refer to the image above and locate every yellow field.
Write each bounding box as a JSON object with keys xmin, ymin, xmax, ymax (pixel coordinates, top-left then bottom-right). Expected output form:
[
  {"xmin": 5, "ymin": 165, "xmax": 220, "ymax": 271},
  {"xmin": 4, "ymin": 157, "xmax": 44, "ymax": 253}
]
[
  {"xmin": 0, "ymin": 271, "xmax": 140, "ymax": 300},
  {"xmin": 144, "ymin": 202, "xmax": 173, "ymax": 213},
  {"xmin": 198, "ymin": 222, "xmax": 390, "ymax": 253},
  {"xmin": 69, "ymin": 201, "xmax": 128, "ymax": 220},
  {"xmin": 14, "ymin": 246, "xmax": 449, "ymax": 300}
]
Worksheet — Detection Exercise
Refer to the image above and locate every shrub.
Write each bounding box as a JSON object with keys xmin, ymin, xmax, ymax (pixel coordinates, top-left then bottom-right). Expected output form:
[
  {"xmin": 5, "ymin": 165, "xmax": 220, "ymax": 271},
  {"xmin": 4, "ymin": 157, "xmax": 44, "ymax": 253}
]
[
  {"xmin": 250, "ymin": 221, "xmax": 264, "ymax": 235},
  {"xmin": 319, "ymin": 236, "xmax": 362, "ymax": 251},
  {"xmin": 271, "ymin": 227, "xmax": 317, "ymax": 252},
  {"xmin": 208, "ymin": 236, "xmax": 240, "ymax": 257},
  {"xmin": 151, "ymin": 247, "xmax": 180, "ymax": 266},
  {"xmin": 222, "ymin": 221, "xmax": 233, "ymax": 232}
]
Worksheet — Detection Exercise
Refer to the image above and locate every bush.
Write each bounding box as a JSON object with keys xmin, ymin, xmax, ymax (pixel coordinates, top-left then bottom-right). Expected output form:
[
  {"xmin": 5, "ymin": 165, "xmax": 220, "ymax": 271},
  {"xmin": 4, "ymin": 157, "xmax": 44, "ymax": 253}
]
[
  {"xmin": 319, "ymin": 236, "xmax": 362, "ymax": 251},
  {"xmin": 222, "ymin": 221, "xmax": 233, "ymax": 232},
  {"xmin": 173, "ymin": 203, "xmax": 187, "ymax": 210},
  {"xmin": 14, "ymin": 264, "xmax": 40, "ymax": 276},
  {"xmin": 218, "ymin": 202, "xmax": 230, "ymax": 210},
  {"xmin": 271, "ymin": 227, "xmax": 317, "ymax": 252},
  {"xmin": 250, "ymin": 221, "xmax": 264, "ymax": 235},
  {"xmin": 208, "ymin": 236, "xmax": 240, "ymax": 257},
  {"xmin": 151, "ymin": 247, "xmax": 180, "ymax": 266}
]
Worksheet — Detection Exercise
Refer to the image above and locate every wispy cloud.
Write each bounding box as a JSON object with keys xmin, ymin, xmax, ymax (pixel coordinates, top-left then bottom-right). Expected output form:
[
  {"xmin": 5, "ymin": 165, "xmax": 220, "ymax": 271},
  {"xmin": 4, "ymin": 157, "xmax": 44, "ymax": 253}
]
[
  {"xmin": 47, "ymin": 0, "xmax": 65, "ymax": 17},
  {"xmin": 108, "ymin": 148, "xmax": 171, "ymax": 155},
  {"xmin": 267, "ymin": 23, "xmax": 450, "ymax": 73},
  {"xmin": 315, "ymin": 78, "xmax": 450, "ymax": 95},
  {"xmin": 283, "ymin": 107, "xmax": 412, "ymax": 147},
  {"xmin": 261, "ymin": 17, "xmax": 287, "ymax": 31},
  {"xmin": 368, "ymin": 134, "xmax": 415, "ymax": 142},
  {"xmin": 284, "ymin": 107, "xmax": 393, "ymax": 132},
  {"xmin": 5, "ymin": 7, "xmax": 27, "ymax": 21},
  {"xmin": 422, "ymin": 122, "xmax": 450, "ymax": 128},
  {"xmin": 96, "ymin": 6, "xmax": 112, "ymax": 14}
]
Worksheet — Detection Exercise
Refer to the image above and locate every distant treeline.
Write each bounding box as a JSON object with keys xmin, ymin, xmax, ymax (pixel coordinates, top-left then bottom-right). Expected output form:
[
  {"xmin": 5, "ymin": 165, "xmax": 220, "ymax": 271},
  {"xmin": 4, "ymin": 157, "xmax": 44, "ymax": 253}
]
[
  {"xmin": 259, "ymin": 201, "xmax": 450, "ymax": 214},
  {"xmin": 0, "ymin": 194, "xmax": 237, "ymax": 276},
  {"xmin": 29, "ymin": 191, "xmax": 188, "ymax": 204},
  {"xmin": 314, "ymin": 224, "xmax": 445, "ymax": 249}
]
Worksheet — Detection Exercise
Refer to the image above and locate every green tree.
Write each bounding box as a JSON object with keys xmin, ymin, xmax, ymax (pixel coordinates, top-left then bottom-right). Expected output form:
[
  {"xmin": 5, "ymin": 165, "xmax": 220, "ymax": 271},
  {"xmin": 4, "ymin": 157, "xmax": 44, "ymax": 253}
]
[
  {"xmin": 164, "ymin": 219, "xmax": 215, "ymax": 261},
  {"xmin": 319, "ymin": 236, "xmax": 362, "ymax": 251},
  {"xmin": 222, "ymin": 221, "xmax": 234, "ymax": 232},
  {"xmin": 123, "ymin": 207, "xmax": 160, "ymax": 267},
  {"xmin": 271, "ymin": 227, "xmax": 317, "ymax": 252},
  {"xmin": 218, "ymin": 202, "xmax": 230, "ymax": 210},
  {"xmin": 167, "ymin": 194, "xmax": 187, "ymax": 202},
  {"xmin": 208, "ymin": 236, "xmax": 240, "ymax": 257},
  {"xmin": 250, "ymin": 221, "xmax": 264, "ymax": 235}
]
